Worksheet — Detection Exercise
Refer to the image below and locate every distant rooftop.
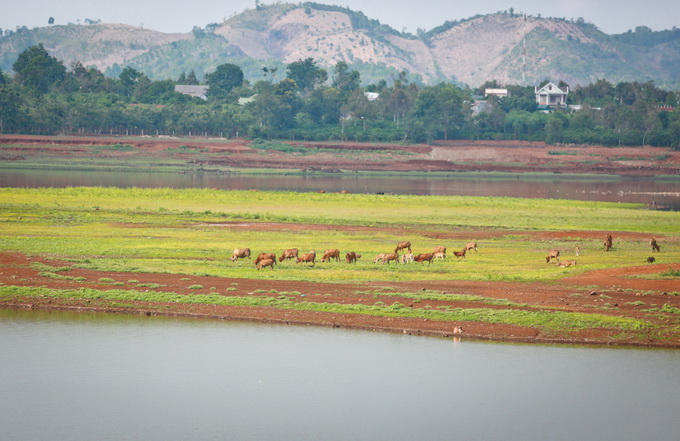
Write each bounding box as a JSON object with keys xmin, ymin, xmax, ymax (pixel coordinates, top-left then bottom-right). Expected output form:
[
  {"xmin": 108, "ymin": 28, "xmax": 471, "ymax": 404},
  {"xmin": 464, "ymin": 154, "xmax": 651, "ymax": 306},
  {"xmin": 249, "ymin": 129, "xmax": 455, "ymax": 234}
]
[{"xmin": 174, "ymin": 85, "xmax": 209, "ymax": 100}]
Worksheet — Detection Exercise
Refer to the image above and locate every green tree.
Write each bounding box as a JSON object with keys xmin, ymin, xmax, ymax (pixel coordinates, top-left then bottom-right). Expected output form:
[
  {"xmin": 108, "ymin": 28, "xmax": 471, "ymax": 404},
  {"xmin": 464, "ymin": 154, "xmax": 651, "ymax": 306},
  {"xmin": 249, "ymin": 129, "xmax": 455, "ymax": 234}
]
[
  {"xmin": 118, "ymin": 66, "xmax": 143, "ymax": 98},
  {"xmin": 206, "ymin": 63, "xmax": 244, "ymax": 99},
  {"xmin": 332, "ymin": 61, "xmax": 360, "ymax": 97},
  {"xmin": 286, "ymin": 58, "xmax": 328, "ymax": 94},
  {"xmin": 12, "ymin": 44, "xmax": 66, "ymax": 93},
  {"xmin": 412, "ymin": 83, "xmax": 466, "ymax": 141},
  {"xmin": 544, "ymin": 114, "xmax": 565, "ymax": 144},
  {"xmin": 0, "ymin": 83, "xmax": 24, "ymax": 133}
]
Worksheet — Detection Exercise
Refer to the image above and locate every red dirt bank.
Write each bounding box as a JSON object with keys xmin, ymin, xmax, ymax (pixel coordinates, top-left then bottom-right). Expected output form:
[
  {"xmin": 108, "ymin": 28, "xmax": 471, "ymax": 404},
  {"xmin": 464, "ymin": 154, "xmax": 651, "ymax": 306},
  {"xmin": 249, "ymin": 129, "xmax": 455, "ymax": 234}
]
[
  {"xmin": 2, "ymin": 250, "xmax": 679, "ymax": 348},
  {"xmin": 1, "ymin": 135, "xmax": 679, "ymax": 176}
]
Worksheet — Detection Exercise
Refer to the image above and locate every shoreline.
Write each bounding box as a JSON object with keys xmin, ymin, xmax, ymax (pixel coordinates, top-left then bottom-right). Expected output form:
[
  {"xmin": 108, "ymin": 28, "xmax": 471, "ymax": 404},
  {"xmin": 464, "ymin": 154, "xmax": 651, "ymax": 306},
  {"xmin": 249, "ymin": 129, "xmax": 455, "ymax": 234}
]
[
  {"xmin": 2, "ymin": 252, "xmax": 679, "ymax": 349},
  {"xmin": 2, "ymin": 297, "xmax": 677, "ymax": 349}
]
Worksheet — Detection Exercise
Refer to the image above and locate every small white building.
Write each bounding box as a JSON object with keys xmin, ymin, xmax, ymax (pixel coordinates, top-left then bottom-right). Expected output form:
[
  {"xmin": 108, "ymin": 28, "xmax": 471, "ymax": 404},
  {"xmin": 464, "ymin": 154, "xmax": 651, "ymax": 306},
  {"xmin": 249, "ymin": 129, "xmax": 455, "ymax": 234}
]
[
  {"xmin": 484, "ymin": 88, "xmax": 509, "ymax": 98},
  {"xmin": 535, "ymin": 82, "xmax": 568, "ymax": 109},
  {"xmin": 174, "ymin": 85, "xmax": 209, "ymax": 100},
  {"xmin": 364, "ymin": 92, "xmax": 379, "ymax": 102}
]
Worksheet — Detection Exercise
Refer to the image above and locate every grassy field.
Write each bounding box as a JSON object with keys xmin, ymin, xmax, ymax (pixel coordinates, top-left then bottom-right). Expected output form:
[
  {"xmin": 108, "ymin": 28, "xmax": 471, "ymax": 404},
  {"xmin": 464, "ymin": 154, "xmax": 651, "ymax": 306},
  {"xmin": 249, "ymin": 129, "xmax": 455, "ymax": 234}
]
[
  {"xmin": 0, "ymin": 187, "xmax": 678, "ymax": 283},
  {"xmin": 2, "ymin": 187, "xmax": 679, "ymax": 345}
]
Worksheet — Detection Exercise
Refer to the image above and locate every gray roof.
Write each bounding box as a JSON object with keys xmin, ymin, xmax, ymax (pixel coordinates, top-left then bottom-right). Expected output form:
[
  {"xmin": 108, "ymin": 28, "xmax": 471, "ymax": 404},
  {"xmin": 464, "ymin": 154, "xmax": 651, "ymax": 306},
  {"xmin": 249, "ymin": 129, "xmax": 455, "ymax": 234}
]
[{"xmin": 174, "ymin": 85, "xmax": 209, "ymax": 100}]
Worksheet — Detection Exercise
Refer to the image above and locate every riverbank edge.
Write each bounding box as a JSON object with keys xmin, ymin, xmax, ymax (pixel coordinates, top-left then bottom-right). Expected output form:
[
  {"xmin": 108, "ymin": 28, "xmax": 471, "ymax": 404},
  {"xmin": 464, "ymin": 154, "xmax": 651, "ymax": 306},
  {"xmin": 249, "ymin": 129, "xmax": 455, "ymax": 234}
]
[{"xmin": 2, "ymin": 298, "xmax": 676, "ymax": 350}]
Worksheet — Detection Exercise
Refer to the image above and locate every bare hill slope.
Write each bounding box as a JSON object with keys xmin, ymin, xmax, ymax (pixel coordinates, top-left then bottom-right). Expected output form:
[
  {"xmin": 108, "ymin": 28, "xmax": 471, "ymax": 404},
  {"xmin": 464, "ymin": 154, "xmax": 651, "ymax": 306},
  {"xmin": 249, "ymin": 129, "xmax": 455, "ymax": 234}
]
[{"xmin": 1, "ymin": 3, "xmax": 678, "ymax": 88}]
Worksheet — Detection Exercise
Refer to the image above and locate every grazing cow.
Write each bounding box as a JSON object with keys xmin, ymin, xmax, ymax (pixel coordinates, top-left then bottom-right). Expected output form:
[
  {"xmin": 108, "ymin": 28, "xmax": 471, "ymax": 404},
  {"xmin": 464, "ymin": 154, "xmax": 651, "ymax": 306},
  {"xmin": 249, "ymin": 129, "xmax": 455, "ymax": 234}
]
[
  {"xmin": 395, "ymin": 241, "xmax": 412, "ymax": 254},
  {"xmin": 255, "ymin": 253, "xmax": 277, "ymax": 266},
  {"xmin": 465, "ymin": 242, "xmax": 478, "ymax": 253},
  {"xmin": 321, "ymin": 249, "xmax": 341, "ymax": 263},
  {"xmin": 546, "ymin": 249, "xmax": 560, "ymax": 263},
  {"xmin": 647, "ymin": 256, "xmax": 656, "ymax": 263},
  {"xmin": 279, "ymin": 248, "xmax": 298, "ymax": 262},
  {"xmin": 650, "ymin": 237, "xmax": 661, "ymax": 253},
  {"xmin": 604, "ymin": 234, "xmax": 613, "ymax": 252},
  {"xmin": 256, "ymin": 258, "xmax": 275, "ymax": 270},
  {"xmin": 401, "ymin": 253, "xmax": 414, "ymax": 264},
  {"xmin": 345, "ymin": 252, "xmax": 361, "ymax": 263},
  {"xmin": 413, "ymin": 253, "xmax": 434, "ymax": 264},
  {"xmin": 375, "ymin": 252, "xmax": 399, "ymax": 264},
  {"xmin": 231, "ymin": 248, "xmax": 251, "ymax": 261},
  {"xmin": 453, "ymin": 248, "xmax": 467, "ymax": 259},
  {"xmin": 556, "ymin": 258, "xmax": 576, "ymax": 268},
  {"xmin": 296, "ymin": 250, "xmax": 316, "ymax": 266},
  {"xmin": 433, "ymin": 246, "xmax": 447, "ymax": 259}
]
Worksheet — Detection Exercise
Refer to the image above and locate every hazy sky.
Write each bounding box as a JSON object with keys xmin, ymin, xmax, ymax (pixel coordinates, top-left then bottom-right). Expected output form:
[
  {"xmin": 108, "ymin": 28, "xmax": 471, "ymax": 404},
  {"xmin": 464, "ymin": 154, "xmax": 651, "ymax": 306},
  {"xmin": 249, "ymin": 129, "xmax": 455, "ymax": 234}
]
[{"xmin": 2, "ymin": 0, "xmax": 678, "ymax": 35}]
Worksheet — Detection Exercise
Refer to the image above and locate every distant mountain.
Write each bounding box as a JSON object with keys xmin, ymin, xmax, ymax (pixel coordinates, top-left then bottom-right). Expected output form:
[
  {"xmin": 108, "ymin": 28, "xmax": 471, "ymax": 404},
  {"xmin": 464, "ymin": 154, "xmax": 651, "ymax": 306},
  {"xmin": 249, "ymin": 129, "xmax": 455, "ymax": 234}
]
[{"xmin": 2, "ymin": 2, "xmax": 679, "ymax": 89}]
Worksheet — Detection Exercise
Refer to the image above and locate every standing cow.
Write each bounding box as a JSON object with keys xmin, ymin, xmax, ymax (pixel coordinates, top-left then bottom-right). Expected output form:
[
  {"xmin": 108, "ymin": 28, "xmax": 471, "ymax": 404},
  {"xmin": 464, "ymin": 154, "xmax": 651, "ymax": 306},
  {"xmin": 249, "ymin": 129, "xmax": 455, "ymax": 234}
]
[
  {"xmin": 256, "ymin": 258, "xmax": 275, "ymax": 270},
  {"xmin": 345, "ymin": 252, "xmax": 361, "ymax": 263},
  {"xmin": 231, "ymin": 248, "xmax": 251, "ymax": 261},
  {"xmin": 296, "ymin": 250, "xmax": 317, "ymax": 266},
  {"xmin": 395, "ymin": 241, "xmax": 412, "ymax": 254},
  {"xmin": 321, "ymin": 249, "xmax": 341, "ymax": 262},
  {"xmin": 279, "ymin": 248, "xmax": 299, "ymax": 262},
  {"xmin": 546, "ymin": 249, "xmax": 560, "ymax": 263},
  {"xmin": 255, "ymin": 253, "xmax": 277, "ymax": 266}
]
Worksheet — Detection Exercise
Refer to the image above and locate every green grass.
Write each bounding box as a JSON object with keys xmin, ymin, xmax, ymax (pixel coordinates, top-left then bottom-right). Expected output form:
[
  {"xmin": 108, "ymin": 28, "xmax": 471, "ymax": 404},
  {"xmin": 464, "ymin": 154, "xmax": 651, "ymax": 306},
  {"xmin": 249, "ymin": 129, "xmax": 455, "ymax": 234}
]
[
  {"xmin": 0, "ymin": 285, "xmax": 650, "ymax": 334},
  {"xmin": 0, "ymin": 187, "xmax": 678, "ymax": 285}
]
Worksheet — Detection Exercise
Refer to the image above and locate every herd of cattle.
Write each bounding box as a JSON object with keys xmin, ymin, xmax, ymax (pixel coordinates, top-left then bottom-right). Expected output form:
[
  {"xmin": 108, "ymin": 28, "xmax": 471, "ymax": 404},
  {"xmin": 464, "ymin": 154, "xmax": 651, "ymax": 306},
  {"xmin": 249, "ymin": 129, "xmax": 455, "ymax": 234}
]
[
  {"xmin": 231, "ymin": 234, "xmax": 664, "ymax": 270},
  {"xmin": 230, "ymin": 240, "xmax": 479, "ymax": 270}
]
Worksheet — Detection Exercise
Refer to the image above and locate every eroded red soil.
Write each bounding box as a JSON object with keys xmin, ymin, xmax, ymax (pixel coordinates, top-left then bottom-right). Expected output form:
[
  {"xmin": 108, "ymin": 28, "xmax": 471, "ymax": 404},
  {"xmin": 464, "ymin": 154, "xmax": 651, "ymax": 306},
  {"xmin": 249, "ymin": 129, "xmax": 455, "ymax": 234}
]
[
  {"xmin": 2, "ymin": 246, "xmax": 679, "ymax": 348},
  {"xmin": 1, "ymin": 135, "xmax": 679, "ymax": 176}
]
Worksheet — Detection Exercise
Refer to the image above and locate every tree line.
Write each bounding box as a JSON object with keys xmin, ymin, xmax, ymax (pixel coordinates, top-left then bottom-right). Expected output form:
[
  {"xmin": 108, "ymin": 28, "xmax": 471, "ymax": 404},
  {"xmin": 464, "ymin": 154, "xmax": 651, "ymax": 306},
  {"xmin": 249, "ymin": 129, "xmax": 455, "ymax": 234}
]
[{"xmin": 1, "ymin": 44, "xmax": 679, "ymax": 149}]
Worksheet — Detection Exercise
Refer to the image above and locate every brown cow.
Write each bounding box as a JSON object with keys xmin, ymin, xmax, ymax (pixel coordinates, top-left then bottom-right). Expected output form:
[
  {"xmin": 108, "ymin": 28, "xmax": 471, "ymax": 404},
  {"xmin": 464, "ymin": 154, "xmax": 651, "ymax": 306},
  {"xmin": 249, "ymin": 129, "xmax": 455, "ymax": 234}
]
[
  {"xmin": 546, "ymin": 249, "xmax": 560, "ymax": 263},
  {"xmin": 433, "ymin": 246, "xmax": 447, "ymax": 259},
  {"xmin": 255, "ymin": 253, "xmax": 276, "ymax": 266},
  {"xmin": 231, "ymin": 248, "xmax": 251, "ymax": 261},
  {"xmin": 256, "ymin": 258, "xmax": 275, "ymax": 270},
  {"xmin": 604, "ymin": 234, "xmax": 613, "ymax": 252},
  {"xmin": 279, "ymin": 248, "xmax": 298, "ymax": 262},
  {"xmin": 414, "ymin": 253, "xmax": 434, "ymax": 264},
  {"xmin": 345, "ymin": 252, "xmax": 361, "ymax": 263},
  {"xmin": 321, "ymin": 249, "xmax": 341, "ymax": 263},
  {"xmin": 395, "ymin": 241, "xmax": 412, "ymax": 254},
  {"xmin": 401, "ymin": 252, "xmax": 414, "ymax": 264},
  {"xmin": 296, "ymin": 250, "xmax": 316, "ymax": 266},
  {"xmin": 376, "ymin": 252, "xmax": 399, "ymax": 264},
  {"xmin": 650, "ymin": 237, "xmax": 661, "ymax": 252},
  {"xmin": 453, "ymin": 248, "xmax": 467, "ymax": 259},
  {"xmin": 465, "ymin": 242, "xmax": 478, "ymax": 253},
  {"xmin": 556, "ymin": 258, "xmax": 576, "ymax": 268}
]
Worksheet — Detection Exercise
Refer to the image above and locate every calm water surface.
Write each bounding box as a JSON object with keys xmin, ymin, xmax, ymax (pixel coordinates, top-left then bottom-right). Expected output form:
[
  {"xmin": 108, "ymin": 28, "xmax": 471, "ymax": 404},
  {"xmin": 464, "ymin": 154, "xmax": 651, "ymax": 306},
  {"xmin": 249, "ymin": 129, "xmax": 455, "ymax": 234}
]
[
  {"xmin": 1, "ymin": 169, "xmax": 679, "ymax": 209},
  {"xmin": 1, "ymin": 309, "xmax": 679, "ymax": 441}
]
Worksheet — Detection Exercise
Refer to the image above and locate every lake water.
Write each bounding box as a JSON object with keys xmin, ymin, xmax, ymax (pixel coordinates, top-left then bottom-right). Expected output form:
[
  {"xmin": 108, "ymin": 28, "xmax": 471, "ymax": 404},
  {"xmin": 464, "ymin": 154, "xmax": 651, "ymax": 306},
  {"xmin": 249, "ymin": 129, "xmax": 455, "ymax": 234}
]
[
  {"xmin": 1, "ymin": 169, "xmax": 679, "ymax": 210},
  {"xmin": 1, "ymin": 309, "xmax": 679, "ymax": 441}
]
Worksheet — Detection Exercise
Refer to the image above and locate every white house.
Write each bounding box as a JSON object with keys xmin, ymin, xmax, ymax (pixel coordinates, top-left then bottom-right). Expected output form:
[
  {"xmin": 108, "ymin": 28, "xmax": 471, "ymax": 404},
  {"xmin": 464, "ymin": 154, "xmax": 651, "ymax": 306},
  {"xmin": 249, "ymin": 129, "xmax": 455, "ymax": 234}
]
[{"xmin": 535, "ymin": 82, "xmax": 568, "ymax": 109}]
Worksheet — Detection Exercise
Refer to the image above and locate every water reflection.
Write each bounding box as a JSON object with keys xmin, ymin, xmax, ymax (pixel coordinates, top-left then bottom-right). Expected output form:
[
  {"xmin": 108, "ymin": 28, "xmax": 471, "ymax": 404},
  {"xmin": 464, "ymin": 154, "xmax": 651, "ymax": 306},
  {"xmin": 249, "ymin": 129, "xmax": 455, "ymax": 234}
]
[{"xmin": 1, "ymin": 169, "xmax": 679, "ymax": 209}]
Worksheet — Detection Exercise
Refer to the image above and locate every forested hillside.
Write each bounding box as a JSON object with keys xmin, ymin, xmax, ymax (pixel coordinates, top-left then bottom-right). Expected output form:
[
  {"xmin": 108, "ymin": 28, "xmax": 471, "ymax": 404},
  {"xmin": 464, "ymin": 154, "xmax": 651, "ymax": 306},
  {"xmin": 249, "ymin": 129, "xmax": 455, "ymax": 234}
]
[{"xmin": 1, "ymin": 3, "xmax": 680, "ymax": 89}]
